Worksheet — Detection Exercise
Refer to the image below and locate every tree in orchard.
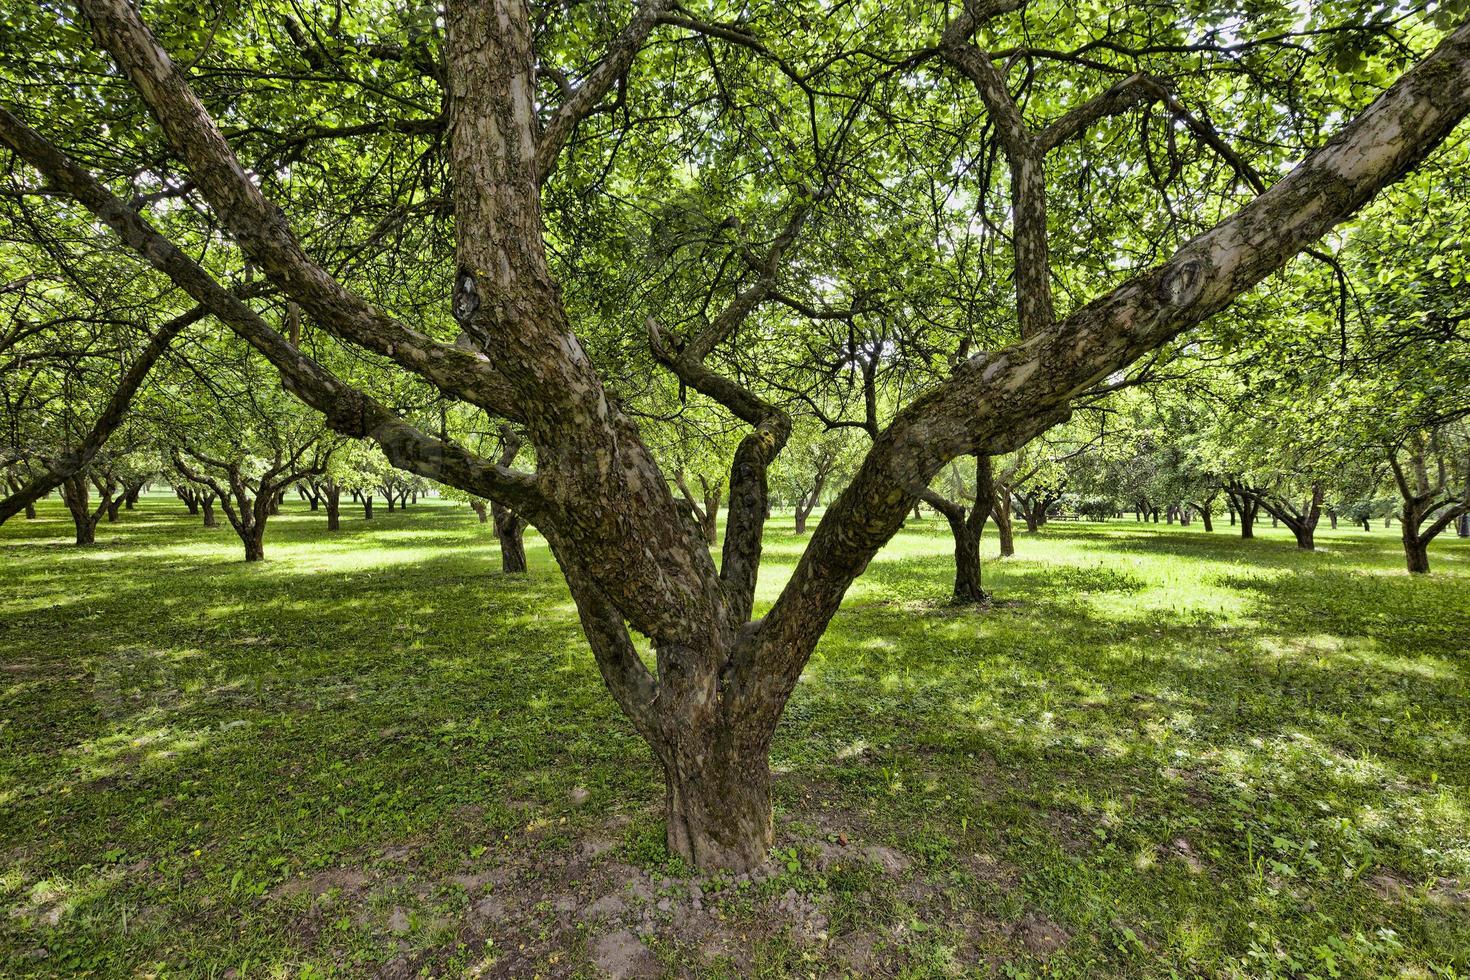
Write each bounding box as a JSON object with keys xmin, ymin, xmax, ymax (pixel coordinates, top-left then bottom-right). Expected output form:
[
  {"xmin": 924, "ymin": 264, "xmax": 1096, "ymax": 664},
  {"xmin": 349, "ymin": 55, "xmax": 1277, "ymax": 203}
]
[
  {"xmin": 4, "ymin": 0, "xmax": 1470, "ymax": 869},
  {"xmin": 771, "ymin": 427, "xmax": 858, "ymax": 536},
  {"xmin": 159, "ymin": 348, "xmax": 335, "ymax": 561},
  {"xmin": 0, "ymin": 230, "xmax": 203, "ymax": 524}
]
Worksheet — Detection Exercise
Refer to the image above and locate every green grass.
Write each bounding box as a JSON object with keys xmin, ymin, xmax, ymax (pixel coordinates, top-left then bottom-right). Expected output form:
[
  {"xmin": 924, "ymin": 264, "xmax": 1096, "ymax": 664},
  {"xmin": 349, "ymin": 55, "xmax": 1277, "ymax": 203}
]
[{"xmin": 2, "ymin": 496, "xmax": 1468, "ymax": 978}]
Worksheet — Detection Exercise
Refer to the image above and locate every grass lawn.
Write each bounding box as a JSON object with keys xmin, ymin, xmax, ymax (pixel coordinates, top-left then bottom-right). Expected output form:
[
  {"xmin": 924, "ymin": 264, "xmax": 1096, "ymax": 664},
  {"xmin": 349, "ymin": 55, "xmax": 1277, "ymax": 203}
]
[{"xmin": 2, "ymin": 496, "xmax": 1468, "ymax": 978}]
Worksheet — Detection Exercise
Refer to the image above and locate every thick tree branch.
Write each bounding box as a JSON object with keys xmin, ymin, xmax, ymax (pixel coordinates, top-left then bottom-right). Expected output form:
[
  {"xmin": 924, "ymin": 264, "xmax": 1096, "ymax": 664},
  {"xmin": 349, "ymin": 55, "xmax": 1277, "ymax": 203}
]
[
  {"xmin": 0, "ymin": 106, "xmax": 546, "ymax": 518},
  {"xmin": 536, "ymin": 0, "xmax": 676, "ymax": 183},
  {"xmin": 747, "ymin": 17, "xmax": 1470, "ymax": 719},
  {"xmin": 0, "ymin": 305, "xmax": 203, "ymax": 524},
  {"xmin": 73, "ymin": 0, "xmax": 523, "ymax": 424}
]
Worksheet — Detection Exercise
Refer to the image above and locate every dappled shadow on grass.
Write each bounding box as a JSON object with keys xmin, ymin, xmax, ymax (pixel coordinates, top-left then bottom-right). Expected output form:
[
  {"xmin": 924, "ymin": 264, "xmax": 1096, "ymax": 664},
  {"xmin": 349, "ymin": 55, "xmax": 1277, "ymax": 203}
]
[{"xmin": 3, "ymin": 502, "xmax": 1470, "ymax": 975}]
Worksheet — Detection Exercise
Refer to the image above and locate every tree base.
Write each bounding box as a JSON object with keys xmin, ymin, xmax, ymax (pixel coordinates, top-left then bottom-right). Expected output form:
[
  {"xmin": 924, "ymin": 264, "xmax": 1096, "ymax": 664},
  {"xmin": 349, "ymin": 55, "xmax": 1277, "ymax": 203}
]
[{"xmin": 663, "ymin": 757, "xmax": 773, "ymax": 873}]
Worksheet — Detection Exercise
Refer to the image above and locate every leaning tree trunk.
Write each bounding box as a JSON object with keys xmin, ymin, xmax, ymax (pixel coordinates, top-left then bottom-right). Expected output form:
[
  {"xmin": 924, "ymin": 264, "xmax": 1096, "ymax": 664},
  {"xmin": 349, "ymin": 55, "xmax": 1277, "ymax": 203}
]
[
  {"xmin": 201, "ymin": 494, "xmax": 218, "ymax": 528},
  {"xmin": 106, "ymin": 496, "xmax": 122, "ymax": 522},
  {"xmin": 492, "ymin": 502, "xmax": 528, "ymax": 573},
  {"xmin": 1200, "ymin": 508, "xmax": 1213, "ymax": 532}
]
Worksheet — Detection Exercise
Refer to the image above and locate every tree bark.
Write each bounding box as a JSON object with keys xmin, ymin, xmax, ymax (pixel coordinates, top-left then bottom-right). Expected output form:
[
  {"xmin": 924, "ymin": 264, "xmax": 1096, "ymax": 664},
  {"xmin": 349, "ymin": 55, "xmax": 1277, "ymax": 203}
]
[
  {"xmin": 244, "ymin": 530, "xmax": 265, "ymax": 562},
  {"xmin": 325, "ymin": 487, "xmax": 341, "ymax": 531},
  {"xmin": 663, "ymin": 741, "xmax": 772, "ymax": 870},
  {"xmin": 363, "ymin": 495, "xmax": 374, "ymax": 519}
]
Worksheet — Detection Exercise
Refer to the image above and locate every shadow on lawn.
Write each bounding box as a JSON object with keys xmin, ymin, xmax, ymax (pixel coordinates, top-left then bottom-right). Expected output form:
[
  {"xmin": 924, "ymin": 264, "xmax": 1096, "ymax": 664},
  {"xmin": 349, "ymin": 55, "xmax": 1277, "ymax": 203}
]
[{"xmin": 4, "ymin": 503, "xmax": 1469, "ymax": 975}]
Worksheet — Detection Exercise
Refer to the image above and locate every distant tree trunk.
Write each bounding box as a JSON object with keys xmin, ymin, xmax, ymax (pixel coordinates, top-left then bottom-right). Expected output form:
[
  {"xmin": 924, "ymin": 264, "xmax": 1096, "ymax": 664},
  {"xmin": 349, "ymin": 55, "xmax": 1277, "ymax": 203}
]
[
  {"xmin": 794, "ymin": 482, "xmax": 823, "ymax": 535},
  {"xmin": 324, "ymin": 480, "xmax": 341, "ymax": 531},
  {"xmin": 23, "ymin": 500, "xmax": 35, "ymax": 519},
  {"xmin": 201, "ymin": 491, "xmax": 218, "ymax": 527},
  {"xmin": 923, "ymin": 455, "xmax": 994, "ymax": 604},
  {"xmin": 1387, "ymin": 435, "xmax": 1470, "ymax": 574},
  {"xmin": 674, "ymin": 471, "xmax": 722, "ymax": 545},
  {"xmin": 492, "ymin": 502, "xmax": 528, "ymax": 573},
  {"xmin": 363, "ymin": 495, "xmax": 374, "ymax": 519},
  {"xmin": 1459, "ymin": 512, "xmax": 1470, "ymax": 538},
  {"xmin": 1226, "ymin": 484, "xmax": 1262, "ymax": 539},
  {"xmin": 469, "ymin": 499, "xmax": 489, "ymax": 523},
  {"xmin": 177, "ymin": 485, "xmax": 199, "ymax": 514},
  {"xmin": 1258, "ymin": 483, "xmax": 1323, "ymax": 550},
  {"xmin": 123, "ymin": 480, "xmax": 144, "ymax": 509},
  {"xmin": 1328, "ymin": 509, "xmax": 1338, "ymax": 529},
  {"xmin": 1190, "ymin": 498, "xmax": 1216, "ymax": 532},
  {"xmin": 992, "ymin": 481, "xmax": 1016, "ymax": 557},
  {"xmin": 106, "ymin": 495, "xmax": 123, "ymax": 522}
]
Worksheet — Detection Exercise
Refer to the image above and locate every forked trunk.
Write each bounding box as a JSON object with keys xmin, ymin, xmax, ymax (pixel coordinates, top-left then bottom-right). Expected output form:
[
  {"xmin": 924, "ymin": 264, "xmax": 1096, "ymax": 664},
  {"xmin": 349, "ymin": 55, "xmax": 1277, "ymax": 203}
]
[
  {"xmin": 201, "ymin": 496, "xmax": 217, "ymax": 527},
  {"xmin": 1238, "ymin": 501, "xmax": 1256, "ymax": 539},
  {"xmin": 106, "ymin": 496, "xmax": 122, "ymax": 522}
]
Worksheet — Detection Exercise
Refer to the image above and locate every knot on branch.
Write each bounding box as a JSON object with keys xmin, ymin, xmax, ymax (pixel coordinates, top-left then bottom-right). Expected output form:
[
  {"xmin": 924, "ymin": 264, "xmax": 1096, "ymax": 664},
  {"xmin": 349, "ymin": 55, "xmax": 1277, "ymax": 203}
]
[
  {"xmin": 1156, "ymin": 257, "xmax": 1206, "ymax": 310},
  {"xmin": 452, "ymin": 266, "xmax": 481, "ymax": 325}
]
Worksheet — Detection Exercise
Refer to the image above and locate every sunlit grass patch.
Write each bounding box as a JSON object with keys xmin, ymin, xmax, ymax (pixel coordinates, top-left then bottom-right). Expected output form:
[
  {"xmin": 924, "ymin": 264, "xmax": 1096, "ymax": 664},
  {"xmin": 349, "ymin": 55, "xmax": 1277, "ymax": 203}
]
[{"xmin": 0, "ymin": 498, "xmax": 1467, "ymax": 975}]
